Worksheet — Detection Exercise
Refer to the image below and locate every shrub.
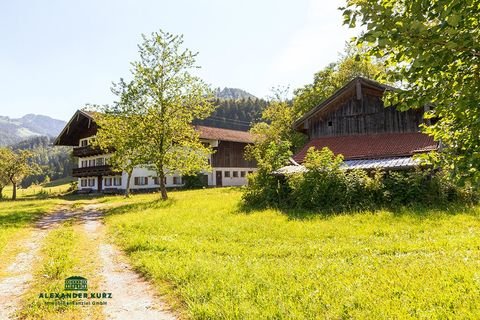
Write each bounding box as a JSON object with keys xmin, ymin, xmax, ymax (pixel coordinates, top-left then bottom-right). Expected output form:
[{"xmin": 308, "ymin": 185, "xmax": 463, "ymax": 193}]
[
  {"xmin": 183, "ymin": 174, "xmax": 208, "ymax": 189},
  {"xmin": 242, "ymin": 171, "xmax": 290, "ymax": 208},
  {"xmin": 242, "ymin": 147, "xmax": 478, "ymax": 212}
]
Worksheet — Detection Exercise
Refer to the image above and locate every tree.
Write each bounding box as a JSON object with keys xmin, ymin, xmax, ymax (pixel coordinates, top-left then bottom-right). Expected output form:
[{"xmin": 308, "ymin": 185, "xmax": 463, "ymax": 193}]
[
  {"xmin": 91, "ymin": 80, "xmax": 150, "ymax": 197},
  {"xmin": 246, "ymin": 88, "xmax": 304, "ymax": 169},
  {"xmin": 293, "ymin": 47, "xmax": 386, "ymax": 115},
  {"xmin": 3, "ymin": 150, "xmax": 39, "ymax": 200},
  {"xmin": 118, "ymin": 30, "xmax": 215, "ymax": 200},
  {"xmin": 0, "ymin": 148, "xmax": 12, "ymax": 199},
  {"xmin": 343, "ymin": 0, "xmax": 480, "ymax": 186}
]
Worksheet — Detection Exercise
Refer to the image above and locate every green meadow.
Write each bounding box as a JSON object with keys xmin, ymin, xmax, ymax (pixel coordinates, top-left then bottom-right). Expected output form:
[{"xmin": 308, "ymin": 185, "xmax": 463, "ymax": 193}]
[
  {"xmin": 0, "ymin": 199, "xmax": 61, "ymax": 256},
  {"xmin": 102, "ymin": 188, "xmax": 480, "ymax": 319}
]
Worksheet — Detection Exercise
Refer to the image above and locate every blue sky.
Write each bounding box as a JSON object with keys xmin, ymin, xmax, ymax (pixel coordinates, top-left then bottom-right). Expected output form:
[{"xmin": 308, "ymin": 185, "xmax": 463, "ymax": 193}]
[{"xmin": 0, "ymin": 0, "xmax": 356, "ymax": 121}]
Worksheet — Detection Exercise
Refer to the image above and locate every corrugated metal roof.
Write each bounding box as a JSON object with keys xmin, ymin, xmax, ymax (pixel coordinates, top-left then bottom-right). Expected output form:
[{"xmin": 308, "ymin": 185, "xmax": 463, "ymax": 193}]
[
  {"xmin": 343, "ymin": 157, "xmax": 420, "ymax": 169},
  {"xmin": 275, "ymin": 157, "xmax": 421, "ymax": 175}
]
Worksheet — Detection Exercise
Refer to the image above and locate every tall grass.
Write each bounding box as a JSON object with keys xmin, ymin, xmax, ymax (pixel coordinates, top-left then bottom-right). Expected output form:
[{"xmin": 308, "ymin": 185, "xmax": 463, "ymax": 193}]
[{"xmin": 104, "ymin": 188, "xmax": 480, "ymax": 319}]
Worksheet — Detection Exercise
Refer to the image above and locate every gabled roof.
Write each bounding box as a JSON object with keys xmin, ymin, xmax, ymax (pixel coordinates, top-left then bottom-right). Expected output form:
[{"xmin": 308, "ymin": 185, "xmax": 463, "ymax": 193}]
[
  {"xmin": 53, "ymin": 109, "xmax": 96, "ymax": 146},
  {"xmin": 292, "ymin": 132, "xmax": 437, "ymax": 163},
  {"xmin": 54, "ymin": 109, "xmax": 255, "ymax": 146},
  {"xmin": 196, "ymin": 125, "xmax": 254, "ymax": 143},
  {"xmin": 293, "ymin": 77, "xmax": 396, "ymax": 131}
]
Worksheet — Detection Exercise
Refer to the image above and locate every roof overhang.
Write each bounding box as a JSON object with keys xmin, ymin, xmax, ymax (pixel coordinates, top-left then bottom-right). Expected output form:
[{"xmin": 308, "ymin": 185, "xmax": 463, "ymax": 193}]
[
  {"xmin": 54, "ymin": 110, "xmax": 96, "ymax": 146},
  {"xmin": 292, "ymin": 77, "xmax": 396, "ymax": 132}
]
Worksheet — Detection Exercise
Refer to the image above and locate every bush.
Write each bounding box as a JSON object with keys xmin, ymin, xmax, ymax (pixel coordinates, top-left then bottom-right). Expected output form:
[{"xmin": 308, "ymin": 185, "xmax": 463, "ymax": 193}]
[
  {"xmin": 242, "ymin": 171, "xmax": 291, "ymax": 208},
  {"xmin": 183, "ymin": 174, "xmax": 208, "ymax": 189},
  {"xmin": 242, "ymin": 147, "xmax": 478, "ymax": 211}
]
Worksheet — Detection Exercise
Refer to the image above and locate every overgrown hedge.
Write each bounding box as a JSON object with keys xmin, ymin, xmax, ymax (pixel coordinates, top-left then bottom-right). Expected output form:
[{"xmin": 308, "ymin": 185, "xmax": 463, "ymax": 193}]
[{"xmin": 242, "ymin": 147, "xmax": 478, "ymax": 211}]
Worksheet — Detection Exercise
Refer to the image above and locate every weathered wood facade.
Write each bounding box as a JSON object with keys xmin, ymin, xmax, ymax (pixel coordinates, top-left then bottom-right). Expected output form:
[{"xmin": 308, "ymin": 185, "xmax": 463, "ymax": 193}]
[
  {"xmin": 307, "ymin": 90, "xmax": 424, "ymax": 139},
  {"xmin": 292, "ymin": 77, "xmax": 437, "ymax": 165},
  {"xmin": 294, "ymin": 78, "xmax": 425, "ymax": 139},
  {"xmin": 212, "ymin": 141, "xmax": 256, "ymax": 168}
]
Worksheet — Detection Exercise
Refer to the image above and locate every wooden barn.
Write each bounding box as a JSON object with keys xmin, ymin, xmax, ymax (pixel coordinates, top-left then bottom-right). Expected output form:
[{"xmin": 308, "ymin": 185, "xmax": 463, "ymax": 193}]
[{"xmin": 279, "ymin": 77, "xmax": 438, "ymax": 173}]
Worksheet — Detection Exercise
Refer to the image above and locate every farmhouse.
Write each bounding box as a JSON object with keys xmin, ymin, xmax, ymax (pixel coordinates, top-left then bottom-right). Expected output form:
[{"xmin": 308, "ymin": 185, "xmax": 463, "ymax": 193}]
[
  {"xmin": 54, "ymin": 110, "xmax": 257, "ymax": 192},
  {"xmin": 278, "ymin": 77, "xmax": 438, "ymax": 174}
]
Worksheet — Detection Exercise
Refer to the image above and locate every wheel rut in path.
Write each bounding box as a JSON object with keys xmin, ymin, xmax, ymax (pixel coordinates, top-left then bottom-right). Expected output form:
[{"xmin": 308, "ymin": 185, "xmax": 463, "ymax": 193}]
[
  {"xmin": 0, "ymin": 206, "xmax": 79, "ymax": 320},
  {"xmin": 81, "ymin": 204, "xmax": 176, "ymax": 320}
]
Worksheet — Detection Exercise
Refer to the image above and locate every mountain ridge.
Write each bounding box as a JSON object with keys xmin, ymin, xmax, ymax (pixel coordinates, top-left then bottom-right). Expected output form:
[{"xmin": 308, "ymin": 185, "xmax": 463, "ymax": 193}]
[
  {"xmin": 0, "ymin": 114, "xmax": 66, "ymax": 146},
  {"xmin": 0, "ymin": 87, "xmax": 260, "ymax": 145}
]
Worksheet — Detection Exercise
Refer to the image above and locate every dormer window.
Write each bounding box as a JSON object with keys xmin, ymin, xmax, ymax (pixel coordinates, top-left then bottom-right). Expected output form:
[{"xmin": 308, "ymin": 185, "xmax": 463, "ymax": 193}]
[{"xmin": 80, "ymin": 139, "xmax": 88, "ymax": 147}]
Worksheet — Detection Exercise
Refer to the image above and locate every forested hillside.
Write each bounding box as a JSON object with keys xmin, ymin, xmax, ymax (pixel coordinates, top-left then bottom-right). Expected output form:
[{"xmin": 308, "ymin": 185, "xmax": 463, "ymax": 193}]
[
  {"xmin": 196, "ymin": 97, "xmax": 268, "ymax": 131},
  {"xmin": 215, "ymin": 87, "xmax": 257, "ymax": 100},
  {"xmin": 12, "ymin": 136, "xmax": 73, "ymax": 187},
  {"xmin": 0, "ymin": 114, "xmax": 66, "ymax": 146}
]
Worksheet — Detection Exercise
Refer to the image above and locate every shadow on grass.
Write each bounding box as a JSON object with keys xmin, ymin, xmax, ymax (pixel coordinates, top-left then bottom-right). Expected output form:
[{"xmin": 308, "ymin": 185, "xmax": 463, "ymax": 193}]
[
  {"xmin": 237, "ymin": 200, "xmax": 480, "ymax": 221},
  {"xmin": 0, "ymin": 206, "xmax": 45, "ymax": 228},
  {"xmin": 103, "ymin": 198, "xmax": 176, "ymax": 217}
]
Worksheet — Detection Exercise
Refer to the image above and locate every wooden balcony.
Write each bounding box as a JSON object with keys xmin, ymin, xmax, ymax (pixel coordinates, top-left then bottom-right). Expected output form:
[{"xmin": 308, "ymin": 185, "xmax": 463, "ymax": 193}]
[
  {"xmin": 72, "ymin": 146, "xmax": 105, "ymax": 157},
  {"xmin": 72, "ymin": 165, "xmax": 120, "ymax": 177}
]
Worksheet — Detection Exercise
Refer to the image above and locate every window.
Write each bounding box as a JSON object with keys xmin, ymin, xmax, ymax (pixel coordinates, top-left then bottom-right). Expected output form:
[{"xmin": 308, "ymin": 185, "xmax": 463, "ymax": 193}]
[
  {"xmin": 327, "ymin": 121, "xmax": 333, "ymax": 127},
  {"xmin": 81, "ymin": 179, "xmax": 87, "ymax": 187},
  {"xmin": 81, "ymin": 160, "xmax": 87, "ymax": 168},
  {"xmin": 134, "ymin": 177, "xmax": 148, "ymax": 185},
  {"xmin": 248, "ymin": 171, "xmax": 253, "ymax": 174},
  {"xmin": 96, "ymin": 158, "xmax": 104, "ymax": 166},
  {"xmin": 232, "ymin": 171, "xmax": 238, "ymax": 178},
  {"xmin": 114, "ymin": 177, "xmax": 122, "ymax": 186},
  {"xmin": 153, "ymin": 177, "xmax": 159, "ymax": 185},
  {"xmin": 240, "ymin": 171, "xmax": 246, "ymax": 178},
  {"xmin": 104, "ymin": 177, "xmax": 112, "ymax": 187},
  {"xmin": 88, "ymin": 178, "xmax": 95, "ymax": 187},
  {"xmin": 173, "ymin": 177, "xmax": 181, "ymax": 185},
  {"xmin": 224, "ymin": 171, "xmax": 230, "ymax": 178},
  {"xmin": 88, "ymin": 159, "xmax": 95, "ymax": 167},
  {"xmin": 80, "ymin": 139, "xmax": 88, "ymax": 147},
  {"xmin": 181, "ymin": 176, "xmax": 186, "ymax": 184}
]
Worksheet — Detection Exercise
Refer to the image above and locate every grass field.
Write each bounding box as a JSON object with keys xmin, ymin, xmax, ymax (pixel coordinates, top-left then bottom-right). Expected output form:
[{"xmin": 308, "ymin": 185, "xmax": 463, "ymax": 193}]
[
  {"xmin": 1, "ymin": 177, "xmax": 73, "ymax": 200},
  {"xmin": 102, "ymin": 188, "xmax": 480, "ymax": 319},
  {"xmin": 0, "ymin": 199, "xmax": 61, "ymax": 257}
]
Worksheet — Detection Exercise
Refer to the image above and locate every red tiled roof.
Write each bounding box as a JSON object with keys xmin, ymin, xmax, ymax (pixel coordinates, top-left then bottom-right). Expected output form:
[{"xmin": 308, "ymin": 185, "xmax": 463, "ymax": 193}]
[
  {"xmin": 293, "ymin": 133, "xmax": 437, "ymax": 163},
  {"xmin": 196, "ymin": 125, "xmax": 255, "ymax": 143}
]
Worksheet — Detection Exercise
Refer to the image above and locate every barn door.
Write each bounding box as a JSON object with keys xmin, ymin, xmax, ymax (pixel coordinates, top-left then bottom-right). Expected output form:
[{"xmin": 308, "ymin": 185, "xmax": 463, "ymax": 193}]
[{"xmin": 215, "ymin": 171, "xmax": 222, "ymax": 187}]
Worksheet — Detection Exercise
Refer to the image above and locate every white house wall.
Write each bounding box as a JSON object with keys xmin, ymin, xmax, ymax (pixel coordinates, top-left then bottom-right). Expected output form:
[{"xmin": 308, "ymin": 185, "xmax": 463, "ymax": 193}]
[{"xmin": 75, "ymin": 137, "xmax": 256, "ymax": 191}]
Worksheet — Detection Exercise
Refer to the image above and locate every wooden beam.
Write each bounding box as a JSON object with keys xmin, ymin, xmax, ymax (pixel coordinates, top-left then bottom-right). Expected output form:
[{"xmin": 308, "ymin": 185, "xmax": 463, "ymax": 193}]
[{"xmin": 356, "ymin": 79, "xmax": 362, "ymax": 100}]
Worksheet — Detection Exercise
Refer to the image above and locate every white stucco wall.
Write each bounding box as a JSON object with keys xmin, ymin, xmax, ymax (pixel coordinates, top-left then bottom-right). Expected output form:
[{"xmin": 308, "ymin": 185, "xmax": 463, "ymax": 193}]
[{"xmin": 75, "ymin": 137, "xmax": 256, "ymax": 191}]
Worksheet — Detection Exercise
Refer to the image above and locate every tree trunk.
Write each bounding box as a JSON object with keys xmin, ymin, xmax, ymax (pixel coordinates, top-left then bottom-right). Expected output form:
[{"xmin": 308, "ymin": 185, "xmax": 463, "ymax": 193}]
[
  {"xmin": 0, "ymin": 186, "xmax": 3, "ymax": 199},
  {"xmin": 125, "ymin": 170, "xmax": 133, "ymax": 198},
  {"xmin": 159, "ymin": 171, "xmax": 168, "ymax": 200},
  {"xmin": 12, "ymin": 182, "xmax": 17, "ymax": 200}
]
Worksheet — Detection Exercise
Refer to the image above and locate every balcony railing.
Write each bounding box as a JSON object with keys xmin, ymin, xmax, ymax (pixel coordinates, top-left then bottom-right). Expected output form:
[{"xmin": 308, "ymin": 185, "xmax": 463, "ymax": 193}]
[
  {"xmin": 72, "ymin": 145, "xmax": 106, "ymax": 157},
  {"xmin": 72, "ymin": 165, "xmax": 120, "ymax": 177}
]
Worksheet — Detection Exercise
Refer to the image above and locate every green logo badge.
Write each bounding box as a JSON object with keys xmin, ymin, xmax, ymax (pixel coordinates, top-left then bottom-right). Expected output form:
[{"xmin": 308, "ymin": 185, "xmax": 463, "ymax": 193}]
[{"xmin": 64, "ymin": 276, "xmax": 88, "ymax": 291}]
